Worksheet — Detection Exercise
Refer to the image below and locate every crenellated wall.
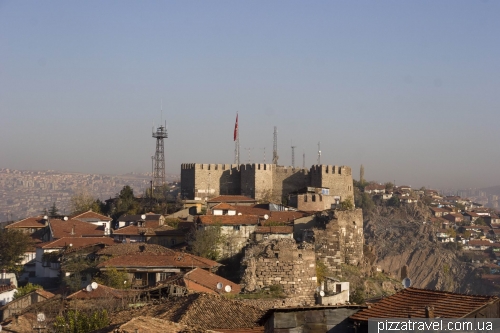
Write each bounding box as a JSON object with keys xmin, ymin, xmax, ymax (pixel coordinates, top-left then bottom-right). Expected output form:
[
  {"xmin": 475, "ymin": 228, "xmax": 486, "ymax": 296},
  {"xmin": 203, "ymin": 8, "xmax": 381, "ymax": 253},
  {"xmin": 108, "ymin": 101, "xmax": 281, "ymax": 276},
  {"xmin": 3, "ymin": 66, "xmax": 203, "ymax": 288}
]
[{"xmin": 180, "ymin": 163, "xmax": 354, "ymax": 203}]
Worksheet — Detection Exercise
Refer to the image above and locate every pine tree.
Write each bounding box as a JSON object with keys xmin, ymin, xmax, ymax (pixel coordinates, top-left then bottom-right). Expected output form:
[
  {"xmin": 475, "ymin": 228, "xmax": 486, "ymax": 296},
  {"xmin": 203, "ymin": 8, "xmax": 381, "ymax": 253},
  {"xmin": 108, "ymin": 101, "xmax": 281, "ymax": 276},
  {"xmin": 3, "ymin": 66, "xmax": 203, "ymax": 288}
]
[
  {"xmin": 49, "ymin": 202, "xmax": 59, "ymax": 217},
  {"xmin": 360, "ymin": 164, "xmax": 365, "ymax": 184}
]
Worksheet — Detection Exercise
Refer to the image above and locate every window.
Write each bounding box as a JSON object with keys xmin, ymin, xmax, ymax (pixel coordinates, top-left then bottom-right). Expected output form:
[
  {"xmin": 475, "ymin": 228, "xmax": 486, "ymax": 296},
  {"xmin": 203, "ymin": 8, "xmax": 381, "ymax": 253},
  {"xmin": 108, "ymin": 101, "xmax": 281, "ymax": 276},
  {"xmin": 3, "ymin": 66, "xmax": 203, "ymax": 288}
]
[
  {"xmin": 159, "ymin": 273, "xmax": 168, "ymax": 281},
  {"xmin": 171, "ymin": 239, "xmax": 176, "ymax": 245},
  {"xmin": 223, "ymin": 210, "xmax": 229, "ymax": 215},
  {"xmin": 134, "ymin": 272, "xmax": 143, "ymax": 280},
  {"xmin": 233, "ymin": 225, "xmax": 240, "ymax": 231}
]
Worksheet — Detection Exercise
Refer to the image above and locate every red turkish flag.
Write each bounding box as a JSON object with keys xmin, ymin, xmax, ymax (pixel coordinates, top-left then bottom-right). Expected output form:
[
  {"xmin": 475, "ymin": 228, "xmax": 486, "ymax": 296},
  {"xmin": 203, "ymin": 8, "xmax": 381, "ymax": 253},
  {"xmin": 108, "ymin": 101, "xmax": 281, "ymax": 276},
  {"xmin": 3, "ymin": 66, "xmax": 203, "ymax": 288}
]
[{"xmin": 234, "ymin": 113, "xmax": 238, "ymax": 141}]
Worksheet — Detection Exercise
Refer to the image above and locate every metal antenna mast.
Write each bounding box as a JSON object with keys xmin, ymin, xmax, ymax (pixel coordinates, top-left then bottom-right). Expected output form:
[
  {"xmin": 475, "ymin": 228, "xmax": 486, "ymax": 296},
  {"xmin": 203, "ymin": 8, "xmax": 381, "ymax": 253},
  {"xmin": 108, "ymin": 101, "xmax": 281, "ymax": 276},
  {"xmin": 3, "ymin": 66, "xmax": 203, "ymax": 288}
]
[
  {"xmin": 317, "ymin": 142, "xmax": 321, "ymax": 165},
  {"xmin": 152, "ymin": 105, "xmax": 168, "ymax": 193},
  {"xmin": 272, "ymin": 126, "xmax": 279, "ymax": 165},
  {"xmin": 261, "ymin": 147, "xmax": 266, "ymax": 163},
  {"xmin": 291, "ymin": 144, "xmax": 296, "ymax": 168},
  {"xmin": 244, "ymin": 147, "xmax": 254, "ymax": 164},
  {"xmin": 303, "ymin": 151, "xmax": 305, "ymax": 168}
]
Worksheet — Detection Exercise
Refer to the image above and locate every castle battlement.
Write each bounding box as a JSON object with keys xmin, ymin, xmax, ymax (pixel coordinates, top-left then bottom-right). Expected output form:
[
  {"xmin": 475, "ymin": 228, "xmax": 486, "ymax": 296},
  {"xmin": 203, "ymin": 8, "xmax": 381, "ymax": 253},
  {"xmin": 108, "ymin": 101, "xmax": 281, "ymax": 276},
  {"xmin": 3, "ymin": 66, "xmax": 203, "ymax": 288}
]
[{"xmin": 181, "ymin": 162, "xmax": 353, "ymax": 203}]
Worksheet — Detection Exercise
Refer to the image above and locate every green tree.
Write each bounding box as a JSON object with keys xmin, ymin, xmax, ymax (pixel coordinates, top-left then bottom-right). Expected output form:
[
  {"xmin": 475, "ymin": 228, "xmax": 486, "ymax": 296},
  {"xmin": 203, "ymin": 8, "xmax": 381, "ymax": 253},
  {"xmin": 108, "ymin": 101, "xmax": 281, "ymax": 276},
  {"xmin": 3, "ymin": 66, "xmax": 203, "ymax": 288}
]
[
  {"xmin": 475, "ymin": 217, "xmax": 487, "ymax": 226},
  {"xmin": 54, "ymin": 309, "xmax": 109, "ymax": 333},
  {"xmin": 359, "ymin": 192, "xmax": 375, "ymax": 213},
  {"xmin": 190, "ymin": 224, "xmax": 225, "ymax": 260},
  {"xmin": 116, "ymin": 185, "xmax": 140, "ymax": 215},
  {"xmin": 359, "ymin": 164, "xmax": 365, "ymax": 184},
  {"xmin": 385, "ymin": 182, "xmax": 394, "ymax": 191},
  {"xmin": 387, "ymin": 196, "xmax": 400, "ymax": 207},
  {"xmin": 338, "ymin": 197, "xmax": 354, "ymax": 211},
  {"xmin": 49, "ymin": 202, "xmax": 59, "ymax": 217},
  {"xmin": 13, "ymin": 283, "xmax": 44, "ymax": 299},
  {"xmin": 0, "ymin": 229, "xmax": 33, "ymax": 272},
  {"xmin": 96, "ymin": 267, "xmax": 130, "ymax": 289},
  {"xmin": 315, "ymin": 260, "xmax": 328, "ymax": 286},
  {"xmin": 70, "ymin": 189, "xmax": 102, "ymax": 214}
]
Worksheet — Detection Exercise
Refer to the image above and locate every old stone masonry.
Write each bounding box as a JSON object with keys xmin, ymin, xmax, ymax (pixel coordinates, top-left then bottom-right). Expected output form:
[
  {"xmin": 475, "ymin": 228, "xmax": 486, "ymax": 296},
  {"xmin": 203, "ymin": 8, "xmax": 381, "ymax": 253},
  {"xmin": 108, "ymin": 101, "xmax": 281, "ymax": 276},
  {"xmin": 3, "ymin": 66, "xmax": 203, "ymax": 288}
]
[{"xmin": 181, "ymin": 163, "xmax": 354, "ymax": 203}]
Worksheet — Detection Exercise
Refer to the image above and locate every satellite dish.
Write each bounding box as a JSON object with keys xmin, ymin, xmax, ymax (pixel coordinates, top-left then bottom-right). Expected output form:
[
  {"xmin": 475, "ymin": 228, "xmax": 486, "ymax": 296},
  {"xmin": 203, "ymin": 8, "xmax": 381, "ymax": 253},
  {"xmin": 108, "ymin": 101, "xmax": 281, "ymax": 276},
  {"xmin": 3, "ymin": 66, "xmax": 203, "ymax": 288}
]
[
  {"xmin": 43, "ymin": 215, "xmax": 48, "ymax": 220},
  {"xmin": 319, "ymin": 291, "xmax": 325, "ymax": 297},
  {"xmin": 224, "ymin": 285, "xmax": 232, "ymax": 293},
  {"xmin": 37, "ymin": 312, "xmax": 46, "ymax": 322},
  {"xmin": 238, "ymin": 213, "xmax": 242, "ymax": 216},
  {"xmin": 216, "ymin": 282, "xmax": 223, "ymax": 290},
  {"xmin": 402, "ymin": 277, "xmax": 412, "ymax": 288},
  {"xmin": 141, "ymin": 214, "xmax": 146, "ymax": 220},
  {"xmin": 63, "ymin": 216, "xmax": 68, "ymax": 221},
  {"xmin": 86, "ymin": 285, "xmax": 93, "ymax": 292},
  {"xmin": 91, "ymin": 282, "xmax": 98, "ymax": 290},
  {"xmin": 69, "ymin": 244, "xmax": 73, "ymax": 247},
  {"xmin": 264, "ymin": 214, "xmax": 269, "ymax": 220}
]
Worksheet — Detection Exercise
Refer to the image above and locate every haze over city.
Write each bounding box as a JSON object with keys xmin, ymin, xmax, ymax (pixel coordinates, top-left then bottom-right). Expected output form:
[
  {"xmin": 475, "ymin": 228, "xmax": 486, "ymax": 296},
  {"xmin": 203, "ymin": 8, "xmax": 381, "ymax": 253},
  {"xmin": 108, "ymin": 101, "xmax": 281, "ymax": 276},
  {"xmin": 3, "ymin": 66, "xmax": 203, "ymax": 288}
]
[{"xmin": 1, "ymin": 1, "xmax": 499, "ymax": 189}]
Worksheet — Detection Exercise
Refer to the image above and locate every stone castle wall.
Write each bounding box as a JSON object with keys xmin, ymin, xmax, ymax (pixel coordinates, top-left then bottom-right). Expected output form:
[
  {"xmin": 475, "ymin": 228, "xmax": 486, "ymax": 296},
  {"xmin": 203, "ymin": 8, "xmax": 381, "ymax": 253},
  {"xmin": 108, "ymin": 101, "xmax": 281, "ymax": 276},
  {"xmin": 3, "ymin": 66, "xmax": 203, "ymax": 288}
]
[
  {"xmin": 181, "ymin": 163, "xmax": 354, "ymax": 203},
  {"xmin": 312, "ymin": 209, "xmax": 364, "ymax": 275},
  {"xmin": 241, "ymin": 238, "xmax": 317, "ymax": 306}
]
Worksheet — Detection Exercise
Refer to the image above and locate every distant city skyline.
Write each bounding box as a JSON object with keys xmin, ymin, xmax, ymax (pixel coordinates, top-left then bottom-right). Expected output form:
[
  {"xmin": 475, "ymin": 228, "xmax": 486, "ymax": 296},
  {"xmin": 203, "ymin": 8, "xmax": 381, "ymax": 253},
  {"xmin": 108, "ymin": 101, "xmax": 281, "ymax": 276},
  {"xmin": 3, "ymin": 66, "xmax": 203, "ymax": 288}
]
[{"xmin": 1, "ymin": 1, "xmax": 499, "ymax": 189}]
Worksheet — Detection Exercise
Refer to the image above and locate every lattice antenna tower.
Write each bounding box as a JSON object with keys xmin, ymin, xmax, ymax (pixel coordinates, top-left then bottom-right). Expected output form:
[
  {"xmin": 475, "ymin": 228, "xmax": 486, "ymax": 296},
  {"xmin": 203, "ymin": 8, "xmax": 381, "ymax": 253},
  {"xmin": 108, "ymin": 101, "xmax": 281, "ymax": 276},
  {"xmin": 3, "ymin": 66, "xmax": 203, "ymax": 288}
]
[
  {"xmin": 317, "ymin": 141, "xmax": 321, "ymax": 165},
  {"xmin": 272, "ymin": 126, "xmax": 279, "ymax": 165},
  {"xmin": 291, "ymin": 143, "xmax": 297, "ymax": 168},
  {"xmin": 152, "ymin": 102, "xmax": 168, "ymax": 193}
]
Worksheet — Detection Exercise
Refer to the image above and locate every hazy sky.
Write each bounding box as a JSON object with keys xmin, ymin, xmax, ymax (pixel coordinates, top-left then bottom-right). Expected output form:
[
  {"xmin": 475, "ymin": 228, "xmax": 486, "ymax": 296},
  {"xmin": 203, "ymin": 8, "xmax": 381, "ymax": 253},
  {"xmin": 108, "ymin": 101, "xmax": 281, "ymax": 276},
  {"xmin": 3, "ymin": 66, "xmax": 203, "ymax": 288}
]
[{"xmin": 1, "ymin": 1, "xmax": 499, "ymax": 189}]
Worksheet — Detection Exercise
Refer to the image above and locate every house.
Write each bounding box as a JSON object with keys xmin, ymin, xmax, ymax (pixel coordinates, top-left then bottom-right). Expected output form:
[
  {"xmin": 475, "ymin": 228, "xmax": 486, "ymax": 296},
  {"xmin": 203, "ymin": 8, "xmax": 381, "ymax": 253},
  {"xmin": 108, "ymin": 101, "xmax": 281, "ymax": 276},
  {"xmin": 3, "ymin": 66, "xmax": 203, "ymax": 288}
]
[
  {"xmin": 400, "ymin": 197, "xmax": 418, "ymax": 204},
  {"xmin": 66, "ymin": 283, "xmax": 137, "ymax": 300},
  {"xmin": 261, "ymin": 305, "xmax": 363, "ymax": 333},
  {"xmin": 196, "ymin": 215, "xmax": 260, "ymax": 258},
  {"xmin": 0, "ymin": 284, "xmax": 16, "ymax": 307},
  {"xmin": 349, "ymin": 287, "xmax": 500, "ymax": 332},
  {"xmin": 97, "ymin": 251, "xmax": 220, "ymax": 288},
  {"xmin": 206, "ymin": 195, "xmax": 257, "ymax": 209},
  {"xmin": 317, "ymin": 276, "xmax": 350, "ymax": 305},
  {"xmin": 364, "ymin": 184, "xmax": 386, "ymax": 194},
  {"xmin": 112, "ymin": 222, "xmax": 192, "ymax": 248},
  {"xmin": 4, "ymin": 216, "xmax": 48, "ymax": 234},
  {"xmin": 253, "ymin": 226, "xmax": 294, "ymax": 242},
  {"xmin": 443, "ymin": 213, "xmax": 463, "ymax": 224},
  {"xmin": 485, "ymin": 215, "xmax": 500, "ymax": 228},
  {"xmin": 436, "ymin": 229, "xmax": 455, "ymax": 243},
  {"xmin": 116, "ymin": 213, "xmax": 165, "ymax": 229},
  {"xmin": 430, "ymin": 207, "xmax": 449, "ymax": 217},
  {"xmin": 210, "ymin": 203, "xmax": 238, "ymax": 216},
  {"xmin": 70, "ymin": 210, "xmax": 113, "ymax": 233},
  {"xmin": 159, "ymin": 268, "xmax": 241, "ymax": 296},
  {"xmin": 35, "ymin": 237, "xmax": 117, "ymax": 278},
  {"xmin": 465, "ymin": 239, "xmax": 494, "ymax": 251},
  {"xmin": 0, "ymin": 289, "xmax": 54, "ymax": 321},
  {"xmin": 463, "ymin": 211, "xmax": 481, "ymax": 223},
  {"xmin": 45, "ymin": 218, "xmax": 110, "ymax": 241}
]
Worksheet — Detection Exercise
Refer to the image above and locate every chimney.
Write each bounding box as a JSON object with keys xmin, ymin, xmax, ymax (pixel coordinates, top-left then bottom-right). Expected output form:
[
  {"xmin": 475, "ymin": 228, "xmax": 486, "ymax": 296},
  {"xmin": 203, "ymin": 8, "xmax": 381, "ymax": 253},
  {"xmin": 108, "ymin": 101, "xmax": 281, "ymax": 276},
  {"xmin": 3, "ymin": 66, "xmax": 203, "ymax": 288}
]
[
  {"xmin": 71, "ymin": 224, "xmax": 75, "ymax": 236},
  {"xmin": 425, "ymin": 306, "xmax": 435, "ymax": 318}
]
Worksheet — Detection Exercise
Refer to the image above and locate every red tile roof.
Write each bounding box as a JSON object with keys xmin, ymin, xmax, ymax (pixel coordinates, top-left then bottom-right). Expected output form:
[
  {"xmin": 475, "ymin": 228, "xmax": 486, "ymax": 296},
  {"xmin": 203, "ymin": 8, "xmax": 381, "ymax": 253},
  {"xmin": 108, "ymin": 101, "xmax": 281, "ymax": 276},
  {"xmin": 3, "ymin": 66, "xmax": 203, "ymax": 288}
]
[
  {"xmin": 197, "ymin": 215, "xmax": 260, "ymax": 226},
  {"xmin": 211, "ymin": 203, "xmax": 237, "ymax": 211},
  {"xmin": 5, "ymin": 216, "xmax": 47, "ymax": 229},
  {"xmin": 349, "ymin": 287, "xmax": 499, "ymax": 321},
  {"xmin": 97, "ymin": 243, "xmax": 175, "ymax": 256},
  {"xmin": 254, "ymin": 226, "xmax": 293, "ymax": 234},
  {"xmin": 236, "ymin": 206, "xmax": 271, "ymax": 216},
  {"xmin": 184, "ymin": 268, "xmax": 241, "ymax": 294},
  {"xmin": 267, "ymin": 211, "xmax": 309, "ymax": 222},
  {"xmin": 36, "ymin": 237, "xmax": 117, "ymax": 249},
  {"xmin": 66, "ymin": 283, "xmax": 136, "ymax": 299},
  {"xmin": 97, "ymin": 253, "xmax": 220, "ymax": 270},
  {"xmin": 49, "ymin": 219, "xmax": 107, "ymax": 238},
  {"xmin": 71, "ymin": 210, "xmax": 112, "ymax": 222},
  {"xmin": 468, "ymin": 240, "xmax": 494, "ymax": 246},
  {"xmin": 207, "ymin": 195, "xmax": 256, "ymax": 203}
]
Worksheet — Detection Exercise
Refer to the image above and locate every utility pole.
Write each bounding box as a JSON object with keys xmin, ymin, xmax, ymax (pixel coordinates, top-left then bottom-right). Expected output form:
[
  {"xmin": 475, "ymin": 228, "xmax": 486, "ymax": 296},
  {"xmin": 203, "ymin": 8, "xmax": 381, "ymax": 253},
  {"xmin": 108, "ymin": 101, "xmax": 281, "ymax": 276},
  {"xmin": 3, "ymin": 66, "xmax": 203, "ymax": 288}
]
[
  {"xmin": 244, "ymin": 148, "xmax": 254, "ymax": 164},
  {"xmin": 234, "ymin": 113, "xmax": 240, "ymax": 165}
]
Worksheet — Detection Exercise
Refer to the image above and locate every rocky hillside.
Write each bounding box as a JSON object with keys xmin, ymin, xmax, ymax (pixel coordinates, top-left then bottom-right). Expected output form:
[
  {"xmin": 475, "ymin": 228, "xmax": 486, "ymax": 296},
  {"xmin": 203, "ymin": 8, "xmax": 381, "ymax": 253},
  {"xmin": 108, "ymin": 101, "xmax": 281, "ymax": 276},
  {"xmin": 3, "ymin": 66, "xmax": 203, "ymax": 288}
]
[{"xmin": 363, "ymin": 204, "xmax": 483, "ymax": 294}]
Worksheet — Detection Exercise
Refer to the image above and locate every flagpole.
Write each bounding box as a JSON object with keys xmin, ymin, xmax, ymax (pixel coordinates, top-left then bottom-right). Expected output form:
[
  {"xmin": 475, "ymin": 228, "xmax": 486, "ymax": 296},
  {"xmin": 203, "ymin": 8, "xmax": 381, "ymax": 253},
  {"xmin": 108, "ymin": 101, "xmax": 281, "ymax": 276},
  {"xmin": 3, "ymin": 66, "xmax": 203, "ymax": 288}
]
[{"xmin": 234, "ymin": 112, "xmax": 240, "ymax": 165}]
